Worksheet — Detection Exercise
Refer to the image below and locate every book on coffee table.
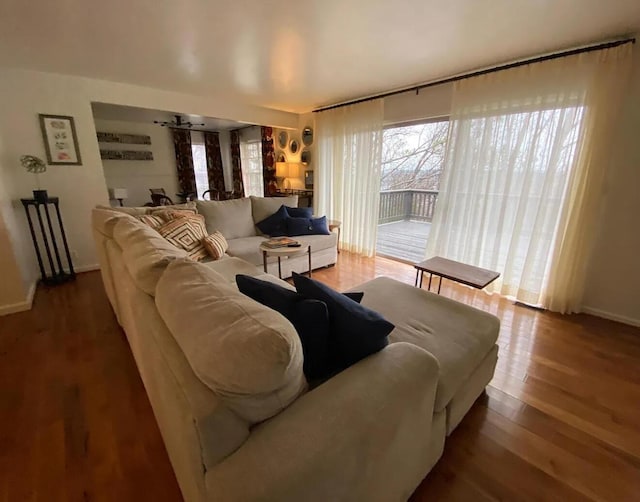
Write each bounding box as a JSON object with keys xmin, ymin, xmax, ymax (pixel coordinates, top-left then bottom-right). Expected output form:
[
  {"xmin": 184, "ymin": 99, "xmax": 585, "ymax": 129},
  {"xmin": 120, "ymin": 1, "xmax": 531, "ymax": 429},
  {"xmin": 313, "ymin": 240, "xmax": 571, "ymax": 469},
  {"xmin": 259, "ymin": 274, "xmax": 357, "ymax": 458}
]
[{"xmin": 262, "ymin": 237, "xmax": 300, "ymax": 248}]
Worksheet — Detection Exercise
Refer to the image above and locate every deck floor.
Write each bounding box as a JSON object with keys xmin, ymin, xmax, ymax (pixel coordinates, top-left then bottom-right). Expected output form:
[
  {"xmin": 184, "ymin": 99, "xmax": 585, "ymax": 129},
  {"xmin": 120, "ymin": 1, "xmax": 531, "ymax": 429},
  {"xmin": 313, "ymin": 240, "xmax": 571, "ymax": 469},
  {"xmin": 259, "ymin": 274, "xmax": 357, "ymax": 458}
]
[{"xmin": 376, "ymin": 220, "xmax": 431, "ymax": 263}]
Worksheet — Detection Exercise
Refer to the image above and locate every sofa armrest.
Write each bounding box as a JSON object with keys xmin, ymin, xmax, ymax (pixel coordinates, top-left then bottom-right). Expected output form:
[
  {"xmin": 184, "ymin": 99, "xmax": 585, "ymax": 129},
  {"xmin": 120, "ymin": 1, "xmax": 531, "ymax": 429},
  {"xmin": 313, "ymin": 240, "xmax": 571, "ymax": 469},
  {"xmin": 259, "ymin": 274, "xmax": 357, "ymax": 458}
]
[{"xmin": 205, "ymin": 342, "xmax": 439, "ymax": 502}]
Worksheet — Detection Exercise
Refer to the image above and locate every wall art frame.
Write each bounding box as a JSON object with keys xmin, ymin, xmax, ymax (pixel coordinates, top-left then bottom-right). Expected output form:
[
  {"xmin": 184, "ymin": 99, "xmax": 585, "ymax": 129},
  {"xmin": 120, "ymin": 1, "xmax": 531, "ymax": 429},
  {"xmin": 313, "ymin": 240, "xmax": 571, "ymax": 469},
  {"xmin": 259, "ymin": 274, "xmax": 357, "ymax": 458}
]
[
  {"xmin": 302, "ymin": 127, "xmax": 314, "ymax": 146},
  {"xmin": 39, "ymin": 114, "xmax": 82, "ymax": 165},
  {"xmin": 97, "ymin": 132, "xmax": 151, "ymax": 145},
  {"xmin": 100, "ymin": 150, "xmax": 154, "ymax": 161}
]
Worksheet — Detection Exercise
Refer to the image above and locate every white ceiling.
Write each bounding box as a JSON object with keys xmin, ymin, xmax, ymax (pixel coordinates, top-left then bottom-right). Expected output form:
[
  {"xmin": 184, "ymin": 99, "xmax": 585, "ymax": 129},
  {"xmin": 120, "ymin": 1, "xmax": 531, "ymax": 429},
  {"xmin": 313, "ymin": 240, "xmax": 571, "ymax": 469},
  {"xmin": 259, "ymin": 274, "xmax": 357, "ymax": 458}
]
[
  {"xmin": 91, "ymin": 103, "xmax": 252, "ymax": 130},
  {"xmin": 1, "ymin": 0, "xmax": 639, "ymax": 113}
]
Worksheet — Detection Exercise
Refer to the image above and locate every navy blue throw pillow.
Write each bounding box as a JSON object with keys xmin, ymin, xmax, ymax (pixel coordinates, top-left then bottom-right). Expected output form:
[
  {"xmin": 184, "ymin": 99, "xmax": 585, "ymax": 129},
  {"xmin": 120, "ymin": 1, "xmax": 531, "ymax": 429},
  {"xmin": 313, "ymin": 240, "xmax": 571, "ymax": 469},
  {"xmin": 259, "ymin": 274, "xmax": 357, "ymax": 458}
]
[
  {"xmin": 287, "ymin": 215, "xmax": 330, "ymax": 236},
  {"xmin": 285, "ymin": 206, "xmax": 313, "ymax": 218},
  {"xmin": 345, "ymin": 291, "xmax": 364, "ymax": 303},
  {"xmin": 256, "ymin": 205, "xmax": 288, "ymax": 236},
  {"xmin": 236, "ymin": 275, "xmax": 365, "ymax": 380},
  {"xmin": 235, "ymin": 275, "xmax": 331, "ymax": 379},
  {"xmin": 292, "ymin": 273, "xmax": 393, "ymax": 371}
]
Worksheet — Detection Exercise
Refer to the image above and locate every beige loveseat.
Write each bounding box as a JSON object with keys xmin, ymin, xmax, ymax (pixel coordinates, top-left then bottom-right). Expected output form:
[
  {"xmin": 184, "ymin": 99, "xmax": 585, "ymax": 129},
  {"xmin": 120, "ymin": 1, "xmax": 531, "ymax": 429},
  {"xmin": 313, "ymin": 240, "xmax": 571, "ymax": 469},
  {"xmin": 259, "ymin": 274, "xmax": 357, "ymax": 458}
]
[
  {"xmin": 91, "ymin": 206, "xmax": 500, "ymax": 502},
  {"xmin": 196, "ymin": 196, "xmax": 337, "ymax": 278},
  {"xmin": 101, "ymin": 195, "xmax": 337, "ymax": 278}
]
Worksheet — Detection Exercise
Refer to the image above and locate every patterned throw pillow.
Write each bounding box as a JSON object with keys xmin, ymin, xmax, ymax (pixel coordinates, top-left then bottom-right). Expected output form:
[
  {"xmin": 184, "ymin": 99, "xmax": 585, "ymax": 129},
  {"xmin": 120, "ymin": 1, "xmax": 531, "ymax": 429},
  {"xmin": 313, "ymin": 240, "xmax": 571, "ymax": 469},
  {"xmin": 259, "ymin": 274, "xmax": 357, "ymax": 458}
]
[
  {"xmin": 151, "ymin": 208, "xmax": 198, "ymax": 221},
  {"xmin": 136, "ymin": 214, "xmax": 165, "ymax": 229},
  {"xmin": 157, "ymin": 214, "xmax": 208, "ymax": 261},
  {"xmin": 202, "ymin": 231, "xmax": 228, "ymax": 260}
]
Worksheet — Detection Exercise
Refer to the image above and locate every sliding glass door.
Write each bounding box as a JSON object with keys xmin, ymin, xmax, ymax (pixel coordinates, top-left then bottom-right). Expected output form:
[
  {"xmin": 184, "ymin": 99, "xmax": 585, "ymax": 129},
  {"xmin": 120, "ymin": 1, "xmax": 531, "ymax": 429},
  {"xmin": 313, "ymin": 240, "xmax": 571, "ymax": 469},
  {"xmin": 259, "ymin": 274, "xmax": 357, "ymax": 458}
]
[{"xmin": 377, "ymin": 119, "xmax": 449, "ymax": 262}]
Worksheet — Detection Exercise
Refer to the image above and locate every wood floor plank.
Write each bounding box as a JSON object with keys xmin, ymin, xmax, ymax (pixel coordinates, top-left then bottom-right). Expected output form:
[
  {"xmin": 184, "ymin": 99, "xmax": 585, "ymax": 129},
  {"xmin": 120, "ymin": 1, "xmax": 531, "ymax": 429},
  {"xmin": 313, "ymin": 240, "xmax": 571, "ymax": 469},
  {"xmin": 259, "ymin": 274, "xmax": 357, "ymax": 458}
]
[
  {"xmin": 1, "ymin": 253, "xmax": 639, "ymax": 501},
  {"xmin": 418, "ymin": 402, "xmax": 591, "ymax": 502}
]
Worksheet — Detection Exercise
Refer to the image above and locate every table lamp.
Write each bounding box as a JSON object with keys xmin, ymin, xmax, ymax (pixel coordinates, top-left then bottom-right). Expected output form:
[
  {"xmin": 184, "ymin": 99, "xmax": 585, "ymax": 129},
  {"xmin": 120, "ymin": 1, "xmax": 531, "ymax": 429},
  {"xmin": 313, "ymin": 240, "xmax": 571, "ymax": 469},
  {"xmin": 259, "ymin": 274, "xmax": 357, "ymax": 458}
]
[
  {"xmin": 275, "ymin": 162, "xmax": 300, "ymax": 190},
  {"xmin": 109, "ymin": 187, "xmax": 128, "ymax": 207}
]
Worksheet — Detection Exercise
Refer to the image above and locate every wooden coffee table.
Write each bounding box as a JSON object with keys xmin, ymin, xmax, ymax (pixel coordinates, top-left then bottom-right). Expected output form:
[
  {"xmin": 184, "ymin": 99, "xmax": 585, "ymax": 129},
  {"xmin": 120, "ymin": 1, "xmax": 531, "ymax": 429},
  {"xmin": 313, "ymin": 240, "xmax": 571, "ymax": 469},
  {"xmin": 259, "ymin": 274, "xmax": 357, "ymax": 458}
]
[
  {"xmin": 260, "ymin": 243, "xmax": 312, "ymax": 279},
  {"xmin": 414, "ymin": 256, "xmax": 500, "ymax": 294}
]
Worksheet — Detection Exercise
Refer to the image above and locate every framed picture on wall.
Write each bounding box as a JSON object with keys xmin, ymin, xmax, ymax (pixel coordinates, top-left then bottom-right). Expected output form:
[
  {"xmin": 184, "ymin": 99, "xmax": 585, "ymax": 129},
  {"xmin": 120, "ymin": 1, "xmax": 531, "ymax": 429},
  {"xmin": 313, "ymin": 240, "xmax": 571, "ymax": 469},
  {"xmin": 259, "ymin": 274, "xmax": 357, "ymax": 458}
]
[
  {"xmin": 39, "ymin": 114, "xmax": 82, "ymax": 165},
  {"xmin": 305, "ymin": 170, "xmax": 314, "ymax": 189}
]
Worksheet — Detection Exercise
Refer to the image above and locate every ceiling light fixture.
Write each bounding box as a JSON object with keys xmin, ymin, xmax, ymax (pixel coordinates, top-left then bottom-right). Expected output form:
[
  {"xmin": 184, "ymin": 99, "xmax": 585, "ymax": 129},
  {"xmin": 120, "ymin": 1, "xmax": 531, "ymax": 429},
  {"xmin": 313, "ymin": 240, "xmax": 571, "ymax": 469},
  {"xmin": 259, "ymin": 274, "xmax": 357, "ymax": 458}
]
[{"xmin": 153, "ymin": 114, "xmax": 205, "ymax": 129}]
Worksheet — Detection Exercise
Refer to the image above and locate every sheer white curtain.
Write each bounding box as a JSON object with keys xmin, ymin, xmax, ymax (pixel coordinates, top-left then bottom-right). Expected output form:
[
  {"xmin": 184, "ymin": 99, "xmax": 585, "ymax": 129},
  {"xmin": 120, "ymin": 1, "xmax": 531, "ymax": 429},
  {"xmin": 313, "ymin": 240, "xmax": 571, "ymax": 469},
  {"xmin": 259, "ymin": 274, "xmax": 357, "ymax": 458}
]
[
  {"xmin": 315, "ymin": 99, "xmax": 384, "ymax": 256},
  {"xmin": 240, "ymin": 127, "xmax": 263, "ymax": 197},
  {"xmin": 426, "ymin": 44, "xmax": 632, "ymax": 311}
]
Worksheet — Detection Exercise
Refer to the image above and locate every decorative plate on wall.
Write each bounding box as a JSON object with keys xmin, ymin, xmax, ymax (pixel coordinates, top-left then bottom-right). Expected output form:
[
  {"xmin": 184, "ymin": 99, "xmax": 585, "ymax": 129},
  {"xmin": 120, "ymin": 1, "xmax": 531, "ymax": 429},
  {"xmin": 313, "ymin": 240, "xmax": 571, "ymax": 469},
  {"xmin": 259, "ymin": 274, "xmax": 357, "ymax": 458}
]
[
  {"xmin": 290, "ymin": 139, "xmax": 299, "ymax": 154},
  {"xmin": 301, "ymin": 148, "xmax": 310, "ymax": 164},
  {"xmin": 277, "ymin": 130, "xmax": 288, "ymax": 149},
  {"xmin": 302, "ymin": 127, "xmax": 313, "ymax": 146}
]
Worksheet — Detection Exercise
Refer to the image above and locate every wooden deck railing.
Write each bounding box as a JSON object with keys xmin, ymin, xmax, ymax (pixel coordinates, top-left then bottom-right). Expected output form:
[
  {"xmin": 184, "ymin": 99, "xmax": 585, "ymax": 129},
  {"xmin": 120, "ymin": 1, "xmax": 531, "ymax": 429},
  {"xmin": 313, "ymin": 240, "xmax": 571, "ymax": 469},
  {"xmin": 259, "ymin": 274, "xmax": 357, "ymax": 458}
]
[{"xmin": 379, "ymin": 190, "xmax": 439, "ymax": 224}]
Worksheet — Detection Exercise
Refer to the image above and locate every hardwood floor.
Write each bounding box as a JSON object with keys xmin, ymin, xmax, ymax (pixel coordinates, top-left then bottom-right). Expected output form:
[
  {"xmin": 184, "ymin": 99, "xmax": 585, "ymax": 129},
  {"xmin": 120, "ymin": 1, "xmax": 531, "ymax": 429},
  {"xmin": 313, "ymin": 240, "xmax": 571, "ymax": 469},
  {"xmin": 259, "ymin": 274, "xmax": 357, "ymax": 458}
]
[{"xmin": 1, "ymin": 253, "xmax": 639, "ymax": 501}]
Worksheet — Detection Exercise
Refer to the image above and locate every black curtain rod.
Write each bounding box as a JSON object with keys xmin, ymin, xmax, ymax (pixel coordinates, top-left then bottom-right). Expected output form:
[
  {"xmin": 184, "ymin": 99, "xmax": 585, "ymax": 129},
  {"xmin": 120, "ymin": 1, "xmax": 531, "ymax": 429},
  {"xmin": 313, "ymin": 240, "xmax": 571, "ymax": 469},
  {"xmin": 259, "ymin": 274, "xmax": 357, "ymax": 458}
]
[
  {"xmin": 167, "ymin": 126, "xmax": 217, "ymax": 133},
  {"xmin": 313, "ymin": 37, "xmax": 635, "ymax": 113},
  {"xmin": 167, "ymin": 125, "xmax": 256, "ymax": 133}
]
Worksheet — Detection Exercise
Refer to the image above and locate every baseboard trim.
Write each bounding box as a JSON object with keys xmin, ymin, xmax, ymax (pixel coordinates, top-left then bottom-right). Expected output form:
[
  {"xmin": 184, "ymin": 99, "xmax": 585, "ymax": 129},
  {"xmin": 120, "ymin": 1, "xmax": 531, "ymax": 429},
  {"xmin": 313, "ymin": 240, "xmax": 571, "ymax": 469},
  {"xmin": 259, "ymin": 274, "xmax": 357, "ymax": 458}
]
[
  {"xmin": 581, "ymin": 306, "xmax": 640, "ymax": 328},
  {"xmin": 0, "ymin": 265, "xmax": 100, "ymax": 317},
  {"xmin": 0, "ymin": 280, "xmax": 37, "ymax": 316}
]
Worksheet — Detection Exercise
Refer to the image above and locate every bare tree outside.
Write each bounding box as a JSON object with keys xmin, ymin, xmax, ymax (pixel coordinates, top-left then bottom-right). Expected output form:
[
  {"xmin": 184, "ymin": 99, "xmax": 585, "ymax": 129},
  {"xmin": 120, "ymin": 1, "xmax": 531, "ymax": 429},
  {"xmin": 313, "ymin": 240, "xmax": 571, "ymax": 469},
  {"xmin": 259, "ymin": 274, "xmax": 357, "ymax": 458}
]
[{"xmin": 381, "ymin": 121, "xmax": 449, "ymax": 190}]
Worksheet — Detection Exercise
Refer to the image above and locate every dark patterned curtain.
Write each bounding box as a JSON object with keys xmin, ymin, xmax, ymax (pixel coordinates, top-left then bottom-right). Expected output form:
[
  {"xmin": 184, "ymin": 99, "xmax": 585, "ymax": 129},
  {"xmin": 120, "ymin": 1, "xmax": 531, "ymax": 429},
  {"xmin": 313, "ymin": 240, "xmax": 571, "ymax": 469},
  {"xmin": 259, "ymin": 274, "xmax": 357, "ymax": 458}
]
[
  {"xmin": 204, "ymin": 131, "xmax": 225, "ymax": 192},
  {"xmin": 171, "ymin": 129, "xmax": 196, "ymax": 195},
  {"xmin": 261, "ymin": 126, "xmax": 277, "ymax": 195},
  {"xmin": 230, "ymin": 129, "xmax": 244, "ymax": 197}
]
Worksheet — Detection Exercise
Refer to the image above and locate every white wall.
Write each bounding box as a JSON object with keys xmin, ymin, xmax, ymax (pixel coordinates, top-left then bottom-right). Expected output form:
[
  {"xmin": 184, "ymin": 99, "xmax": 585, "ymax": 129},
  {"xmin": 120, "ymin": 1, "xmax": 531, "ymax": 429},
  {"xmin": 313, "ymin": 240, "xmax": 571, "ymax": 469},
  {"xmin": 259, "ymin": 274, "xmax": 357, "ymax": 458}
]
[
  {"xmin": 0, "ymin": 133, "xmax": 31, "ymax": 314},
  {"xmin": 94, "ymin": 119, "xmax": 178, "ymax": 207},
  {"xmin": 0, "ymin": 132, "xmax": 38, "ymax": 296},
  {"xmin": 0, "ymin": 67, "xmax": 299, "ymax": 311}
]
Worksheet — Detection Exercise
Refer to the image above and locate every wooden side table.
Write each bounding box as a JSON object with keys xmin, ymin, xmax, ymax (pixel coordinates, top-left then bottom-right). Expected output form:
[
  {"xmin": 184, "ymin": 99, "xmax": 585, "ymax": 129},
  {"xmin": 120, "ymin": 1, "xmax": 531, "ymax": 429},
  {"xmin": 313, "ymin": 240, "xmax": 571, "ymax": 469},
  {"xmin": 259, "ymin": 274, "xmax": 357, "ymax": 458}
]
[
  {"xmin": 328, "ymin": 220, "xmax": 341, "ymax": 254},
  {"xmin": 260, "ymin": 243, "xmax": 312, "ymax": 279},
  {"xmin": 414, "ymin": 256, "xmax": 500, "ymax": 294}
]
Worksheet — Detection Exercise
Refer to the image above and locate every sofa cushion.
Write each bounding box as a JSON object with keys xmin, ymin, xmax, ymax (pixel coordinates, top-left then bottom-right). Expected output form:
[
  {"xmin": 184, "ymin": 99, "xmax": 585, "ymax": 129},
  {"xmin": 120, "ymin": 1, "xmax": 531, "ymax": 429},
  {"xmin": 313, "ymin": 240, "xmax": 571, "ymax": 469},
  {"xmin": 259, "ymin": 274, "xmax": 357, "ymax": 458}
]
[
  {"xmin": 148, "ymin": 202, "xmax": 197, "ymax": 215},
  {"xmin": 92, "ymin": 208, "xmax": 136, "ymax": 239},
  {"xmin": 225, "ymin": 236, "xmax": 269, "ymax": 265},
  {"xmin": 201, "ymin": 256, "xmax": 263, "ymax": 284},
  {"xmin": 155, "ymin": 259, "xmax": 307, "ymax": 423},
  {"xmin": 350, "ymin": 276, "xmax": 500, "ymax": 412},
  {"xmin": 113, "ymin": 217, "xmax": 188, "ymax": 296},
  {"xmin": 95, "ymin": 204, "xmax": 148, "ymax": 217},
  {"xmin": 293, "ymin": 273, "xmax": 393, "ymax": 371},
  {"xmin": 196, "ymin": 198, "xmax": 256, "ymax": 239},
  {"xmin": 157, "ymin": 213, "xmax": 208, "ymax": 261},
  {"xmin": 250, "ymin": 195, "xmax": 298, "ymax": 225},
  {"xmin": 97, "ymin": 201, "xmax": 197, "ymax": 216},
  {"xmin": 225, "ymin": 234, "xmax": 337, "ymax": 267},
  {"xmin": 287, "ymin": 216, "xmax": 331, "ymax": 236},
  {"xmin": 255, "ymin": 205, "xmax": 288, "ymax": 237},
  {"xmin": 295, "ymin": 233, "xmax": 338, "ymax": 253}
]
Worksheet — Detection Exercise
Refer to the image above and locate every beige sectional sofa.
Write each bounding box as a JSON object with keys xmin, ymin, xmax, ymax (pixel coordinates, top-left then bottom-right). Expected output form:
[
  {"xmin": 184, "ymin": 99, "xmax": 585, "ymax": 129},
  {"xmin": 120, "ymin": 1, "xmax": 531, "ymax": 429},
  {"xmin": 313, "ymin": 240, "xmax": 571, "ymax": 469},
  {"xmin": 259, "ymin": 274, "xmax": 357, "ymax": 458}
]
[{"xmin": 91, "ymin": 205, "xmax": 500, "ymax": 502}]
